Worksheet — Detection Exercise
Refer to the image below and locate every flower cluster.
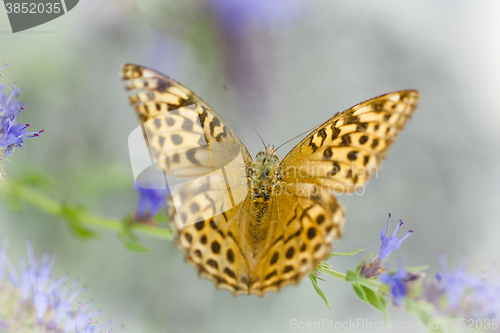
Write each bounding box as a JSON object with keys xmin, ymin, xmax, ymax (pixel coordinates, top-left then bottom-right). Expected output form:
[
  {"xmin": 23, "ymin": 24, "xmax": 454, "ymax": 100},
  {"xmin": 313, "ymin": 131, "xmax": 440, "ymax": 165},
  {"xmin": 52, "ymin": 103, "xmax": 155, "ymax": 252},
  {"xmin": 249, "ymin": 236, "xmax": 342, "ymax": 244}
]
[
  {"xmin": 0, "ymin": 239, "xmax": 117, "ymax": 332},
  {"xmin": 312, "ymin": 213, "xmax": 500, "ymax": 328},
  {"xmin": 355, "ymin": 214, "xmax": 500, "ymax": 321},
  {"xmin": 422, "ymin": 253, "xmax": 500, "ymax": 320},
  {"xmin": 0, "ymin": 62, "xmax": 43, "ymax": 178}
]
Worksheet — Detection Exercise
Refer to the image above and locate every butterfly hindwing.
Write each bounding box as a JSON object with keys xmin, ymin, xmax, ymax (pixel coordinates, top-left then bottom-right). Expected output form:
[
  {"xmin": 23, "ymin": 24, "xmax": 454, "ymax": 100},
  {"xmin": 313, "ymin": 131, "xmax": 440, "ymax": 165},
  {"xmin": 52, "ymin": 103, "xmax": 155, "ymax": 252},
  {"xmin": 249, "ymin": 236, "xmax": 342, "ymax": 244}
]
[{"xmin": 249, "ymin": 181, "xmax": 345, "ymax": 296}]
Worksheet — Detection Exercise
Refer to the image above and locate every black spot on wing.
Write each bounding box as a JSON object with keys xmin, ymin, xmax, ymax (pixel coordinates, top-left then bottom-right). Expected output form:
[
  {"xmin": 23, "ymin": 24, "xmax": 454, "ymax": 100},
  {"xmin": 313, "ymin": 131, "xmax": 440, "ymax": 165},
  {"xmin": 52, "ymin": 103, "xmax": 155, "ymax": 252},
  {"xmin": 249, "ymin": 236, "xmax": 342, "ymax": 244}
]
[
  {"xmin": 323, "ymin": 147, "xmax": 333, "ymax": 159},
  {"xmin": 186, "ymin": 148, "xmax": 201, "ymax": 165},
  {"xmin": 154, "ymin": 118, "xmax": 162, "ymax": 128},
  {"xmin": 182, "ymin": 118, "xmax": 194, "ymax": 131},
  {"xmin": 198, "ymin": 108, "xmax": 208, "ymax": 127},
  {"xmin": 166, "ymin": 117, "xmax": 175, "ymax": 127},
  {"xmin": 340, "ymin": 134, "xmax": 351, "ymax": 147},
  {"xmin": 155, "ymin": 78, "xmax": 170, "ymax": 92}
]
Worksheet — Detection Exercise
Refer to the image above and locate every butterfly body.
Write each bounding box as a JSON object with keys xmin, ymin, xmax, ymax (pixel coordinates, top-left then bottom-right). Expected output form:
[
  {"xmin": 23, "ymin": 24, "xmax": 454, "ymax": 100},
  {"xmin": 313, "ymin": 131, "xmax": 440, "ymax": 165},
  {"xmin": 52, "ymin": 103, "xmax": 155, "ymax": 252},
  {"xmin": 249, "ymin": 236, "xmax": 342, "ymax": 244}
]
[
  {"xmin": 122, "ymin": 63, "xmax": 419, "ymax": 296},
  {"xmin": 248, "ymin": 146, "xmax": 281, "ymax": 248}
]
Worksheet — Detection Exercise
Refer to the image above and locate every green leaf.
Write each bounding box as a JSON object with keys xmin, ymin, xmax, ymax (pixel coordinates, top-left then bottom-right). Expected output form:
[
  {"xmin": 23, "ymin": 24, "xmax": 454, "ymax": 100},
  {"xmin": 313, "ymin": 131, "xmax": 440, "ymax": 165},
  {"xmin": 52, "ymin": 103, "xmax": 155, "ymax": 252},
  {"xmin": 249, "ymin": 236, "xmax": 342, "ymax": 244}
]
[
  {"xmin": 352, "ymin": 283, "xmax": 367, "ymax": 302},
  {"xmin": 361, "ymin": 285, "xmax": 386, "ymax": 313},
  {"xmin": 351, "ymin": 283, "xmax": 388, "ymax": 319},
  {"xmin": 60, "ymin": 203, "xmax": 98, "ymax": 239},
  {"xmin": 309, "ymin": 271, "xmax": 331, "ymax": 309},
  {"xmin": 119, "ymin": 225, "xmax": 149, "ymax": 252},
  {"xmin": 326, "ymin": 248, "xmax": 364, "ymax": 260}
]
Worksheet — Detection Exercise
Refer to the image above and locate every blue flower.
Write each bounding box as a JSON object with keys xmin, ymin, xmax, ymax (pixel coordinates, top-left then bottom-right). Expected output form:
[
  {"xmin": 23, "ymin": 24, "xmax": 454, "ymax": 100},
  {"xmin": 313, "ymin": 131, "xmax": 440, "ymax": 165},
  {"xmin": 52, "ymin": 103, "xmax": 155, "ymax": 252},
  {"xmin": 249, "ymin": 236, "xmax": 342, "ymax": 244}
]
[
  {"xmin": 379, "ymin": 267, "xmax": 410, "ymax": 306},
  {"xmin": 435, "ymin": 253, "xmax": 469, "ymax": 311},
  {"xmin": 134, "ymin": 182, "xmax": 170, "ymax": 220},
  {"xmin": 425, "ymin": 253, "xmax": 500, "ymax": 319},
  {"xmin": 0, "ymin": 239, "xmax": 119, "ymax": 332},
  {"xmin": 379, "ymin": 214, "xmax": 413, "ymax": 260},
  {"xmin": 360, "ymin": 214, "xmax": 413, "ymax": 278},
  {"xmin": 0, "ymin": 63, "xmax": 43, "ymax": 160}
]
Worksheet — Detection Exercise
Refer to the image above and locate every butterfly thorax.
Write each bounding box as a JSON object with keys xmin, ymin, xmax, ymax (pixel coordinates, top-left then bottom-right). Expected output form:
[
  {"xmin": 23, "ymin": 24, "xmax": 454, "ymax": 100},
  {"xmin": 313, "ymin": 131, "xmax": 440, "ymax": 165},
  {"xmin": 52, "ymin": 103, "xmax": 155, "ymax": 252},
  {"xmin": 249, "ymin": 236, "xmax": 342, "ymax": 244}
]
[{"xmin": 251, "ymin": 146, "xmax": 281, "ymax": 202}]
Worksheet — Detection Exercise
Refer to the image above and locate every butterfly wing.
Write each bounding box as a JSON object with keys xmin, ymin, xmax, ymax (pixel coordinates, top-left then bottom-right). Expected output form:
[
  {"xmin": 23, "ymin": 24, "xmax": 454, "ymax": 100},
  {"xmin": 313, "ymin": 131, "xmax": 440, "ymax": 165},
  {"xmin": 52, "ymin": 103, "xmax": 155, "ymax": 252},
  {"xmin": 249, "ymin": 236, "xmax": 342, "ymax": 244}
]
[
  {"xmin": 280, "ymin": 90, "xmax": 419, "ymax": 193},
  {"xmin": 122, "ymin": 64, "xmax": 255, "ymax": 294},
  {"xmin": 247, "ymin": 91, "xmax": 419, "ymax": 295},
  {"xmin": 122, "ymin": 64, "xmax": 253, "ymax": 173},
  {"xmin": 249, "ymin": 182, "xmax": 345, "ymax": 296}
]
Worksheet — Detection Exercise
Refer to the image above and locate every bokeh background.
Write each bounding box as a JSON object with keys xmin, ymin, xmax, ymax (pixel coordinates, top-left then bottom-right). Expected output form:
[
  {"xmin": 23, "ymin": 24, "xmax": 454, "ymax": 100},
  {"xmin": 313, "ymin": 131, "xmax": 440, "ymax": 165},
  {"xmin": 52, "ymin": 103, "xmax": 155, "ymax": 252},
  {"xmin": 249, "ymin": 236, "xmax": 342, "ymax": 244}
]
[{"xmin": 1, "ymin": 1, "xmax": 500, "ymax": 332}]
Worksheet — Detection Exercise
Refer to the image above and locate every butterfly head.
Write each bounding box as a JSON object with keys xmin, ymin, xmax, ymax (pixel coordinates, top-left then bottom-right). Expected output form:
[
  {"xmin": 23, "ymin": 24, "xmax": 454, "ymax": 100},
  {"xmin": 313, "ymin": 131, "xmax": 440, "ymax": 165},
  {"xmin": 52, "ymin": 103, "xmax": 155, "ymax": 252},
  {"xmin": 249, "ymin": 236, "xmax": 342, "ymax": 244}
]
[{"xmin": 255, "ymin": 145, "xmax": 280, "ymax": 165}]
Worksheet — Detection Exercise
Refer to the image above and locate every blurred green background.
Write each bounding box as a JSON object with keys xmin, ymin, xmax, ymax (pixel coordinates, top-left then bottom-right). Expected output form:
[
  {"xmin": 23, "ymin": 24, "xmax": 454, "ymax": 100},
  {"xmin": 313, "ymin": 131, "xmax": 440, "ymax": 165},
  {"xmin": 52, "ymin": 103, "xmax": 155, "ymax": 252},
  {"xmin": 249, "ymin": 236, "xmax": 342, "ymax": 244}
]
[{"xmin": 1, "ymin": 1, "xmax": 500, "ymax": 332}]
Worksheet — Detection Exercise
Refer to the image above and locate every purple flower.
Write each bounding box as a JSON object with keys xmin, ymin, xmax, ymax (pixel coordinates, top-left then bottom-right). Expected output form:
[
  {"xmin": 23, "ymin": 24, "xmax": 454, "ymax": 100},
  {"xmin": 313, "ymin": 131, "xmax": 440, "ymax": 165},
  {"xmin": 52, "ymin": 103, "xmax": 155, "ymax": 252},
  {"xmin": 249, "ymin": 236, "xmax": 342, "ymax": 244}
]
[
  {"xmin": 360, "ymin": 214, "xmax": 413, "ymax": 278},
  {"xmin": 379, "ymin": 268, "xmax": 410, "ymax": 306},
  {"xmin": 424, "ymin": 253, "xmax": 500, "ymax": 319},
  {"xmin": 0, "ymin": 63, "xmax": 43, "ymax": 161},
  {"xmin": 379, "ymin": 214, "xmax": 413, "ymax": 260},
  {"xmin": 208, "ymin": 0, "xmax": 302, "ymax": 35},
  {"xmin": 134, "ymin": 183, "xmax": 170, "ymax": 220},
  {"xmin": 204, "ymin": 0, "xmax": 304, "ymax": 109},
  {"xmin": 76, "ymin": 317, "xmax": 115, "ymax": 333},
  {"xmin": 465, "ymin": 274, "xmax": 500, "ymax": 319},
  {"xmin": 435, "ymin": 253, "xmax": 469, "ymax": 311},
  {"xmin": 0, "ymin": 239, "xmax": 119, "ymax": 332}
]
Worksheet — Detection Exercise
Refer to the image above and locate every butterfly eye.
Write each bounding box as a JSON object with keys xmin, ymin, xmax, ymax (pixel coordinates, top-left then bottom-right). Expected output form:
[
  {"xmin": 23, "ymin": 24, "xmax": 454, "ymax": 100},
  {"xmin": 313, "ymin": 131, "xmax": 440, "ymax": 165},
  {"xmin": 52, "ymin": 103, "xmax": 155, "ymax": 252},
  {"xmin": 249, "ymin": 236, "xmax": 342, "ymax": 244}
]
[{"xmin": 256, "ymin": 151, "xmax": 264, "ymax": 158}]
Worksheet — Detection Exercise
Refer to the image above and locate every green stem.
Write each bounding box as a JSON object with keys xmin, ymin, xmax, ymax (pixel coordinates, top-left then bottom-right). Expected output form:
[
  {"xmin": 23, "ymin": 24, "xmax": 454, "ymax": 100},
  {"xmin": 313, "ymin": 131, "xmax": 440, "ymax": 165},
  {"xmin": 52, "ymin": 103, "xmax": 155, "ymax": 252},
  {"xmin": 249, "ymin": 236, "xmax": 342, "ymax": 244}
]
[
  {"xmin": 0, "ymin": 178, "xmax": 172, "ymax": 240},
  {"xmin": 321, "ymin": 268, "xmax": 347, "ymax": 281}
]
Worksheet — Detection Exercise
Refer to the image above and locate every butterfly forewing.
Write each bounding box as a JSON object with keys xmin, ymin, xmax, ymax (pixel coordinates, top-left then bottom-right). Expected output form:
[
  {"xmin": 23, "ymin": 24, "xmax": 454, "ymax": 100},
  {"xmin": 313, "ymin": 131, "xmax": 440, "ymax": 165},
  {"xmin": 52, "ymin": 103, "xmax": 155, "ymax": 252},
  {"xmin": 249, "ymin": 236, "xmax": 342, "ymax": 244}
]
[
  {"xmin": 280, "ymin": 90, "xmax": 419, "ymax": 193},
  {"xmin": 122, "ymin": 64, "xmax": 253, "ymax": 165}
]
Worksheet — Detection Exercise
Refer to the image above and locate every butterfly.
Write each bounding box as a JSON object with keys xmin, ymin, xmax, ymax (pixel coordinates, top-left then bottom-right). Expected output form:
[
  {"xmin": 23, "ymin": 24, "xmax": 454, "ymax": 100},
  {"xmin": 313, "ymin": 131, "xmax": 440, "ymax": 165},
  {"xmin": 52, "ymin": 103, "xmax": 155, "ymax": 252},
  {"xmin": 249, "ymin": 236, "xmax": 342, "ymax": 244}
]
[{"xmin": 122, "ymin": 63, "xmax": 419, "ymax": 296}]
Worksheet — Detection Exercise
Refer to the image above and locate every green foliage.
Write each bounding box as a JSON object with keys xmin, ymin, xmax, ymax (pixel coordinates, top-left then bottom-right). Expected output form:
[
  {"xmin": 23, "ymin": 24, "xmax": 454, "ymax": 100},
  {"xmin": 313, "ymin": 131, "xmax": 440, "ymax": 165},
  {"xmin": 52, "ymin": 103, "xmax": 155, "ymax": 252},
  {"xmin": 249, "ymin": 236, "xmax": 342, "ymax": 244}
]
[{"xmin": 119, "ymin": 215, "xmax": 150, "ymax": 252}]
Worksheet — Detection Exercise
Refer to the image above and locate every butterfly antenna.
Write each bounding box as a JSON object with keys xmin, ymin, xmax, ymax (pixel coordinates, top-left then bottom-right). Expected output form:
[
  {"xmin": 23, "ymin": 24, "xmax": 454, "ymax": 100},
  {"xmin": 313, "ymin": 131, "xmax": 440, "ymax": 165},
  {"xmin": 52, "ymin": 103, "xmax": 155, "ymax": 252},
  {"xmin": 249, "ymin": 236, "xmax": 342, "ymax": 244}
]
[
  {"xmin": 223, "ymin": 84, "xmax": 266, "ymax": 149},
  {"xmin": 275, "ymin": 123, "xmax": 322, "ymax": 152}
]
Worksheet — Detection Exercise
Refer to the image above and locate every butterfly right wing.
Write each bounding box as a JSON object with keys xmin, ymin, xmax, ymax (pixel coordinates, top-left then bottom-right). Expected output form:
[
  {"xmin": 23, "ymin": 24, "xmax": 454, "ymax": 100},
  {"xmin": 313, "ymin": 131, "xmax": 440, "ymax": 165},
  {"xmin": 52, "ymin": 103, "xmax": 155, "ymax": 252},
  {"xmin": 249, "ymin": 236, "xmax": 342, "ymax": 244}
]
[{"xmin": 248, "ymin": 91, "xmax": 419, "ymax": 295}]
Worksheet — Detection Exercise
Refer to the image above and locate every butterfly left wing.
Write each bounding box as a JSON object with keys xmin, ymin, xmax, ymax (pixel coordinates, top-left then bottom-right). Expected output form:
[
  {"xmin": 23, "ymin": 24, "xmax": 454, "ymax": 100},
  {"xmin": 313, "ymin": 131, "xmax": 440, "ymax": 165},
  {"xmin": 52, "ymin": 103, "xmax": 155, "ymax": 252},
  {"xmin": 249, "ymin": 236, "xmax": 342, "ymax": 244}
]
[
  {"xmin": 280, "ymin": 90, "xmax": 419, "ymax": 193},
  {"xmin": 122, "ymin": 64, "xmax": 256, "ymax": 295}
]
